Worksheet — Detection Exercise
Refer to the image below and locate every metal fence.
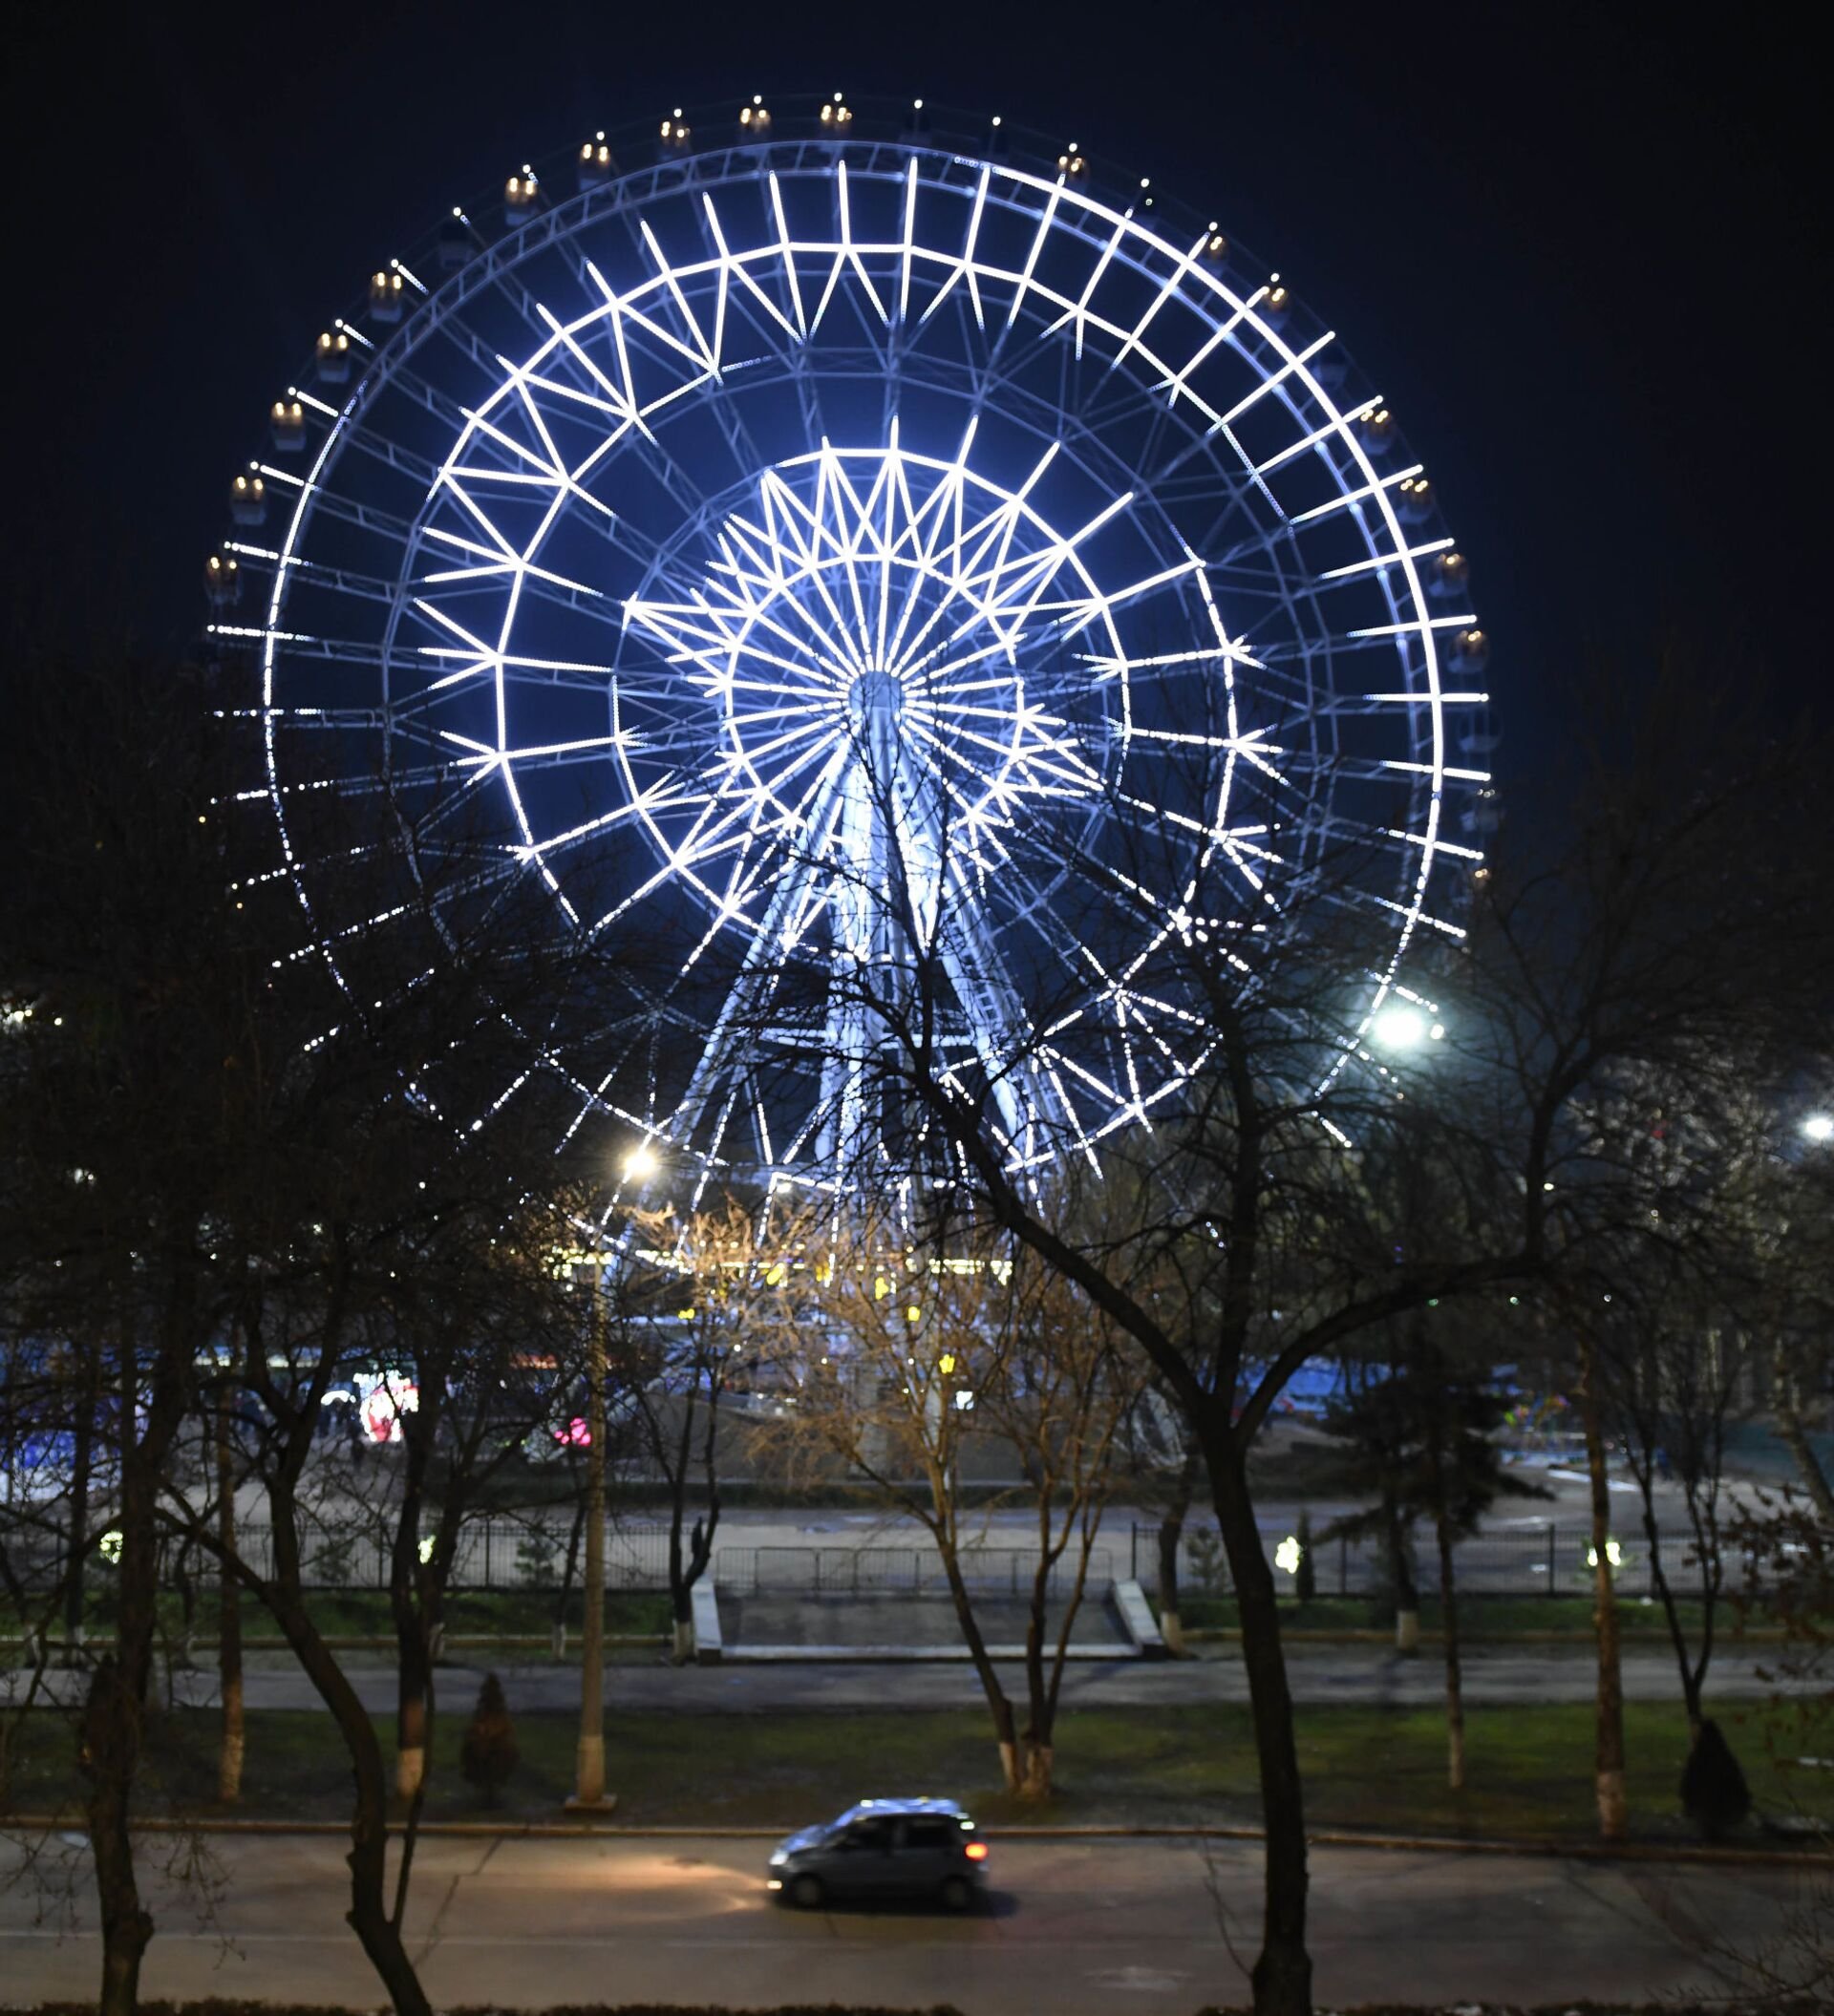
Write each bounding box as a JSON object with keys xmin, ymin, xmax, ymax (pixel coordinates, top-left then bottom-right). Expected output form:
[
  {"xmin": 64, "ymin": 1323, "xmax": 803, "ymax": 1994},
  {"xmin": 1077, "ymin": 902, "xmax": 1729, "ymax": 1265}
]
[
  {"xmin": 207, "ymin": 1517, "xmax": 673, "ymax": 1592},
  {"xmin": 714, "ymin": 1543, "xmax": 1114, "ymax": 1600},
  {"xmin": 1130, "ymin": 1520, "xmax": 1753, "ymax": 1601}
]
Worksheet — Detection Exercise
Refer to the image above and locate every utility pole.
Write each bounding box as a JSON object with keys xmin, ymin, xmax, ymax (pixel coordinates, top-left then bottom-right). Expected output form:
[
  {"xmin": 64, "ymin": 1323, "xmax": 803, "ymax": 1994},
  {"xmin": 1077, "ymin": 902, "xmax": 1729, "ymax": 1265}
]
[{"xmin": 567, "ymin": 1262, "xmax": 614, "ymax": 1812}]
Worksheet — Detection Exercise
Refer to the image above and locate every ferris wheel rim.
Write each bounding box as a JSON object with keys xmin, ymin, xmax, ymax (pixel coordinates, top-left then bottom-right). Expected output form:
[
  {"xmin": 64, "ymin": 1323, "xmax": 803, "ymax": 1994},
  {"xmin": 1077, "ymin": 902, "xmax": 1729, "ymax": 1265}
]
[{"xmin": 213, "ymin": 105, "xmax": 1492, "ymax": 1197}]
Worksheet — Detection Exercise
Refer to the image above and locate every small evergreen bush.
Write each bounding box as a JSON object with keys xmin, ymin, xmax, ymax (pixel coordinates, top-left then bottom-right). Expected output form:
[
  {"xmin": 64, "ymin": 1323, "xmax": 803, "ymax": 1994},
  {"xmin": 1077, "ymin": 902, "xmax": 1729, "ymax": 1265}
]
[
  {"xmin": 1680, "ymin": 1716, "xmax": 1751, "ymax": 1839},
  {"xmin": 1294, "ymin": 1509, "xmax": 1317, "ymax": 1602},
  {"xmin": 459, "ymin": 1670, "xmax": 519, "ymax": 1806}
]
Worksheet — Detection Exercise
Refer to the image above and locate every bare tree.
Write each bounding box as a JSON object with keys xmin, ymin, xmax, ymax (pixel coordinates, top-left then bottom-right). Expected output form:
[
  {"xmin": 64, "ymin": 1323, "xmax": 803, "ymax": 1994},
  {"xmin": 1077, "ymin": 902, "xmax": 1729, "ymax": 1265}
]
[
  {"xmin": 775, "ymin": 1212, "xmax": 1137, "ymax": 1796},
  {"xmin": 767, "ymin": 650, "xmax": 1834, "ymax": 2010},
  {"xmin": 618, "ymin": 1196, "xmax": 793, "ymax": 1663}
]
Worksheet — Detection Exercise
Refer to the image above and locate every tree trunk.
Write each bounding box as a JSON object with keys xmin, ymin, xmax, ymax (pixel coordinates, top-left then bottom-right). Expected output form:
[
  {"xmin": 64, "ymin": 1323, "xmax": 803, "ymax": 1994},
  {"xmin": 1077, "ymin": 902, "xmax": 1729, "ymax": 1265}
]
[
  {"xmin": 1433, "ymin": 1508, "xmax": 1465, "ymax": 1791},
  {"xmin": 1580, "ymin": 1333, "xmax": 1628, "ymax": 1840},
  {"xmin": 260, "ymin": 1524, "xmax": 435, "ymax": 2016},
  {"xmin": 1206, "ymin": 1433, "xmax": 1312, "ymax": 2016},
  {"xmin": 63, "ymin": 1351, "xmax": 95, "ymax": 1661},
  {"xmin": 1017, "ymin": 1739, "xmax": 1054, "ymax": 1798},
  {"xmin": 1771, "ymin": 1339, "xmax": 1834, "ymax": 1521},
  {"xmin": 1157, "ymin": 1451, "xmax": 1198, "ymax": 1656},
  {"xmin": 1019, "ymin": 1559, "xmax": 1055, "ymax": 1801},
  {"xmin": 1389, "ymin": 1502, "xmax": 1419, "ymax": 1651},
  {"xmin": 80, "ymin": 1655, "xmax": 153, "ymax": 2016},
  {"xmin": 395, "ymin": 1654, "xmax": 429, "ymax": 1801},
  {"xmin": 1632, "ymin": 1472, "xmax": 1703, "ymax": 1733},
  {"xmin": 573, "ymin": 1283, "xmax": 608, "ymax": 1805},
  {"xmin": 216, "ymin": 1390, "xmax": 244, "ymax": 1803},
  {"xmin": 82, "ymin": 1301, "xmax": 187, "ymax": 2016},
  {"xmin": 934, "ymin": 1541, "xmax": 1022, "ymax": 1792},
  {"xmin": 553, "ymin": 1497, "xmax": 586, "ymax": 1659}
]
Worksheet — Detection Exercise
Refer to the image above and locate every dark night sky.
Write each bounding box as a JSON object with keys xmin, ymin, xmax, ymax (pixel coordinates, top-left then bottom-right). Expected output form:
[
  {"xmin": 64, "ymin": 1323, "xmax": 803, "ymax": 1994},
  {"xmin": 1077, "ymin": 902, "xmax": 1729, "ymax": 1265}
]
[{"xmin": 7, "ymin": 0, "xmax": 1826, "ymax": 791}]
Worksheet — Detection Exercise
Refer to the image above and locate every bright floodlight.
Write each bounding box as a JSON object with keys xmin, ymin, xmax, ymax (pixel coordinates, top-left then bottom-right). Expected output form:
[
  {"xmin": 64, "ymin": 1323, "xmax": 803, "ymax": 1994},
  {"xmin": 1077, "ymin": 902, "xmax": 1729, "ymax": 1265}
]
[
  {"xmin": 623, "ymin": 1140, "xmax": 659, "ymax": 1181},
  {"xmin": 224, "ymin": 99, "xmax": 1493, "ymax": 1195},
  {"xmin": 1373, "ymin": 1005, "xmax": 1428, "ymax": 1050},
  {"xmin": 1804, "ymin": 1114, "xmax": 1834, "ymax": 1144}
]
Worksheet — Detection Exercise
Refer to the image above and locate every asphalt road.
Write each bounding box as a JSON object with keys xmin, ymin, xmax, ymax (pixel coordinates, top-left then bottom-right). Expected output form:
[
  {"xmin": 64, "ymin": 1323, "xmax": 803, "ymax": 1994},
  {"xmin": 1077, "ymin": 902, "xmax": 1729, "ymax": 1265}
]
[{"xmin": 0, "ymin": 1833, "xmax": 1797, "ymax": 2012}]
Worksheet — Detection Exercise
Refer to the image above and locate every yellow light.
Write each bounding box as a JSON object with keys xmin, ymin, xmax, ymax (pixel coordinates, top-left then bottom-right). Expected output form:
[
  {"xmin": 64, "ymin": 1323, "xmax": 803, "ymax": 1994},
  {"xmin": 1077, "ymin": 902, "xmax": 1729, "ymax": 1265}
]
[
  {"xmin": 873, "ymin": 1275, "xmax": 889, "ymax": 1299},
  {"xmin": 938, "ymin": 1353, "xmax": 956, "ymax": 1374},
  {"xmin": 623, "ymin": 1140, "xmax": 658, "ymax": 1181},
  {"xmin": 906, "ymin": 1305, "xmax": 920, "ymax": 1324},
  {"xmin": 765, "ymin": 1262, "xmax": 786, "ymax": 1286}
]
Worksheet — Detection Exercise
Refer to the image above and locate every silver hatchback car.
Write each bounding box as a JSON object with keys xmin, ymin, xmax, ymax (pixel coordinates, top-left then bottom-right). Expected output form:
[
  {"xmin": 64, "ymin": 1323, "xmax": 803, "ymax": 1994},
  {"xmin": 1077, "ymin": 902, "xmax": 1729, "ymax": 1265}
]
[{"xmin": 767, "ymin": 1798, "xmax": 990, "ymax": 1911}]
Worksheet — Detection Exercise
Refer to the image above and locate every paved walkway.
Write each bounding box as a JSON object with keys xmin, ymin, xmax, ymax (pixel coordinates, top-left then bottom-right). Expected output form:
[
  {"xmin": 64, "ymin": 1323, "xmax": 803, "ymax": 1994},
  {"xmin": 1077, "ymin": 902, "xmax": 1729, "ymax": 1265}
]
[
  {"xmin": 0, "ymin": 1641, "xmax": 1802, "ymax": 1714},
  {"xmin": 0, "ymin": 1832, "xmax": 1797, "ymax": 2012}
]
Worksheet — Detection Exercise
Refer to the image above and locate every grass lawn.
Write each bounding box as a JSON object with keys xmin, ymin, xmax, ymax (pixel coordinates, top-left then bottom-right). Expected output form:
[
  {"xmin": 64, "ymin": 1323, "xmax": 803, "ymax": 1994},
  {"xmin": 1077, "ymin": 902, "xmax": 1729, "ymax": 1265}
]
[{"xmin": 2, "ymin": 1698, "xmax": 1823, "ymax": 1847}]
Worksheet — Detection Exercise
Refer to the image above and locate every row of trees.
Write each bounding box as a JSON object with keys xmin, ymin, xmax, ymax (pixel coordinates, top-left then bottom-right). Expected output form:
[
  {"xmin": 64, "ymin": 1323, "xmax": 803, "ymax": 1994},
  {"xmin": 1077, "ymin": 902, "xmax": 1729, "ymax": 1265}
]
[
  {"xmin": 3, "ymin": 643, "xmax": 1831, "ymax": 2016},
  {"xmin": 749, "ymin": 650, "xmax": 1834, "ymax": 2015}
]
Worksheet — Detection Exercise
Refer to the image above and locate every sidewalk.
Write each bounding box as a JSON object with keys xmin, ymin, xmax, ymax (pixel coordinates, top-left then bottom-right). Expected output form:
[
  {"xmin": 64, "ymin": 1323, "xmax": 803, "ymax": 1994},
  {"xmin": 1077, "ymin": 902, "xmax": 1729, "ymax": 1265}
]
[{"xmin": 1, "ymin": 1639, "xmax": 1805, "ymax": 1715}]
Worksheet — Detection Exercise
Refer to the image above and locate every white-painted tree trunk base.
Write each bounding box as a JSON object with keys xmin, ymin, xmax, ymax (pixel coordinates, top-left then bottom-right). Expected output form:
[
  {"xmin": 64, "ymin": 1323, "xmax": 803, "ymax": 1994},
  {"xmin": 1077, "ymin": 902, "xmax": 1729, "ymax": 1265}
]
[
  {"xmin": 395, "ymin": 1745, "xmax": 425, "ymax": 1799},
  {"xmin": 573, "ymin": 1733, "xmax": 607, "ymax": 1809},
  {"xmin": 1396, "ymin": 1608, "xmax": 1420, "ymax": 1652}
]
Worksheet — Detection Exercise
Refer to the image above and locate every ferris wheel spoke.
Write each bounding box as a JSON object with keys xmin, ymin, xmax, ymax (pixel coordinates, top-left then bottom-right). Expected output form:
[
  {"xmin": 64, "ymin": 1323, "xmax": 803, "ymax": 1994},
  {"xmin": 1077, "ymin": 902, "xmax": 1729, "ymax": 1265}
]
[{"xmin": 245, "ymin": 128, "xmax": 1482, "ymax": 1184}]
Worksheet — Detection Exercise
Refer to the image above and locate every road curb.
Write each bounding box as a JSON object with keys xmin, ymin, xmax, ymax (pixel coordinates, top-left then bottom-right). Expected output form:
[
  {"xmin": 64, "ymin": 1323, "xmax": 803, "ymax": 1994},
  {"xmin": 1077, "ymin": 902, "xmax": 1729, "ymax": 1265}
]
[{"xmin": 6, "ymin": 1814, "xmax": 1823, "ymax": 1866}]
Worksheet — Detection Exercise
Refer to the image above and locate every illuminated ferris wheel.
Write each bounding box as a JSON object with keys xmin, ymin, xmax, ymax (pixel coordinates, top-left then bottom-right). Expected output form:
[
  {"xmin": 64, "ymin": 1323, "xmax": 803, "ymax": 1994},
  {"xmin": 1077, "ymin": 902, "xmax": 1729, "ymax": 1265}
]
[{"xmin": 206, "ymin": 94, "xmax": 1494, "ymax": 1200}]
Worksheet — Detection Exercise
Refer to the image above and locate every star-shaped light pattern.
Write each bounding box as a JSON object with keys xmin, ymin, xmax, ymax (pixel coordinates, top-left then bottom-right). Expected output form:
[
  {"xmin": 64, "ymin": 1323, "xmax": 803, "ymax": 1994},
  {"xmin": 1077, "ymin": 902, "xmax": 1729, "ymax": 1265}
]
[
  {"xmin": 617, "ymin": 435, "xmax": 1168, "ymax": 935},
  {"xmin": 596, "ymin": 435, "xmax": 1270, "ymax": 1179}
]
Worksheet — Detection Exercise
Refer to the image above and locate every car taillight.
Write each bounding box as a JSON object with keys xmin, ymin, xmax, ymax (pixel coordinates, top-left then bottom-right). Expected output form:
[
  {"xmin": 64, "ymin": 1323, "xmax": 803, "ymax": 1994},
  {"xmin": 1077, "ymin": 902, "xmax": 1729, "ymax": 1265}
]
[{"xmin": 964, "ymin": 1840, "xmax": 989, "ymax": 1861}]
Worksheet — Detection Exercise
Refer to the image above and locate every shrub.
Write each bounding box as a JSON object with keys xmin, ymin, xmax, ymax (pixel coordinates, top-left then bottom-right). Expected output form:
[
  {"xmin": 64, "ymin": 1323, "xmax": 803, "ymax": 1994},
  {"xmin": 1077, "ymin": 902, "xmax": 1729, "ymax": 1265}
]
[
  {"xmin": 459, "ymin": 1671, "xmax": 519, "ymax": 1805},
  {"xmin": 1294, "ymin": 1509, "xmax": 1317, "ymax": 1603},
  {"xmin": 1680, "ymin": 1716, "xmax": 1752, "ymax": 1839}
]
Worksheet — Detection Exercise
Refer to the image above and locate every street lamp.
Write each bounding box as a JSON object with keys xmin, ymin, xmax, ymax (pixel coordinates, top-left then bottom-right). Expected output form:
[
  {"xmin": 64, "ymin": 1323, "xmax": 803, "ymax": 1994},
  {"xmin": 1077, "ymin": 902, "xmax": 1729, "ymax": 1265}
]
[
  {"xmin": 623, "ymin": 1139, "xmax": 659, "ymax": 1181},
  {"xmin": 567, "ymin": 1251, "xmax": 616, "ymax": 1815},
  {"xmin": 1372, "ymin": 1005, "xmax": 1427, "ymax": 1050},
  {"xmin": 1803, "ymin": 1114, "xmax": 1834, "ymax": 1144}
]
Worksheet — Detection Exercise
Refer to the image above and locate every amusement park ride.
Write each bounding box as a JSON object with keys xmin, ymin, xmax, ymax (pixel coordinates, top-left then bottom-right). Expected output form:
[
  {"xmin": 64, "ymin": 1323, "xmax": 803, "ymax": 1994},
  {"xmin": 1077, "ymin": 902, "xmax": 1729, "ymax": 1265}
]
[{"xmin": 204, "ymin": 93, "xmax": 1492, "ymax": 1216}]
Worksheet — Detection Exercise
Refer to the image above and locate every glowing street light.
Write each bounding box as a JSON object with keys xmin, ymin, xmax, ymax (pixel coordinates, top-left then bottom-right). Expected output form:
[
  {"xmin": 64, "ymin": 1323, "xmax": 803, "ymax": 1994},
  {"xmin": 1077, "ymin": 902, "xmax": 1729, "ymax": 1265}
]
[
  {"xmin": 1372, "ymin": 1005, "xmax": 1427, "ymax": 1050},
  {"xmin": 1803, "ymin": 1114, "xmax": 1834, "ymax": 1144},
  {"xmin": 623, "ymin": 1139, "xmax": 659, "ymax": 1182}
]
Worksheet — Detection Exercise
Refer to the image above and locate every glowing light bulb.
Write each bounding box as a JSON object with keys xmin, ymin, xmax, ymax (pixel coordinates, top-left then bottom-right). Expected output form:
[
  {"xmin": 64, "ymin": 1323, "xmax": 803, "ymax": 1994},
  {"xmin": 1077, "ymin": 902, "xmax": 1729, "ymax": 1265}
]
[{"xmin": 1373, "ymin": 1006, "xmax": 1427, "ymax": 1050}]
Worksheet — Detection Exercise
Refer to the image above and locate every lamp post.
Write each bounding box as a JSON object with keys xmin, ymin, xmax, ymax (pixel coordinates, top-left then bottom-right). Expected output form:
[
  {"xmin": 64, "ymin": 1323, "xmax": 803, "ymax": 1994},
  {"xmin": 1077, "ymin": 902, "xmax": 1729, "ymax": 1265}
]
[
  {"xmin": 567, "ymin": 1260, "xmax": 613, "ymax": 1813},
  {"xmin": 568, "ymin": 1138, "xmax": 655, "ymax": 1812}
]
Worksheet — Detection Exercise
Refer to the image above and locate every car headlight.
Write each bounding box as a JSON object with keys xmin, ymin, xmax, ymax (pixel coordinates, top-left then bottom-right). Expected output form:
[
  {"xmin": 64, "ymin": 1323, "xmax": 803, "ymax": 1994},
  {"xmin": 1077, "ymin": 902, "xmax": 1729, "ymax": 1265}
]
[{"xmin": 768, "ymin": 1850, "xmax": 788, "ymax": 1867}]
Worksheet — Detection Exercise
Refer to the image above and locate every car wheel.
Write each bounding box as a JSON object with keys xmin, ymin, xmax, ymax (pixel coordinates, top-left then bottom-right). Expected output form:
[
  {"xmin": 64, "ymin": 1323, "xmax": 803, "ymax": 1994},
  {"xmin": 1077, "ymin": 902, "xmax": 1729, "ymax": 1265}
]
[
  {"xmin": 939, "ymin": 1875, "xmax": 973, "ymax": 1913},
  {"xmin": 788, "ymin": 1874, "xmax": 825, "ymax": 1911}
]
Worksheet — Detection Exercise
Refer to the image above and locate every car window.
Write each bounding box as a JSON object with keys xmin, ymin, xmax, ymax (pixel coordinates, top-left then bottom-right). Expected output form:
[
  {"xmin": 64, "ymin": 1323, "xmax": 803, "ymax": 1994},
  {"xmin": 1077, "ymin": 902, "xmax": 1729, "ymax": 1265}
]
[
  {"xmin": 902, "ymin": 1817, "xmax": 953, "ymax": 1850},
  {"xmin": 841, "ymin": 1817, "xmax": 895, "ymax": 1851}
]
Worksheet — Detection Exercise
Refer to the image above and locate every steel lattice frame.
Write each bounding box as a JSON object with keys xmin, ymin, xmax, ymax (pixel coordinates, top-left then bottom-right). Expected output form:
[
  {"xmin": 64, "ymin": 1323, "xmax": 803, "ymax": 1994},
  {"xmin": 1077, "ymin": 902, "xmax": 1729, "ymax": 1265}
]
[{"xmin": 210, "ymin": 101, "xmax": 1493, "ymax": 1204}]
